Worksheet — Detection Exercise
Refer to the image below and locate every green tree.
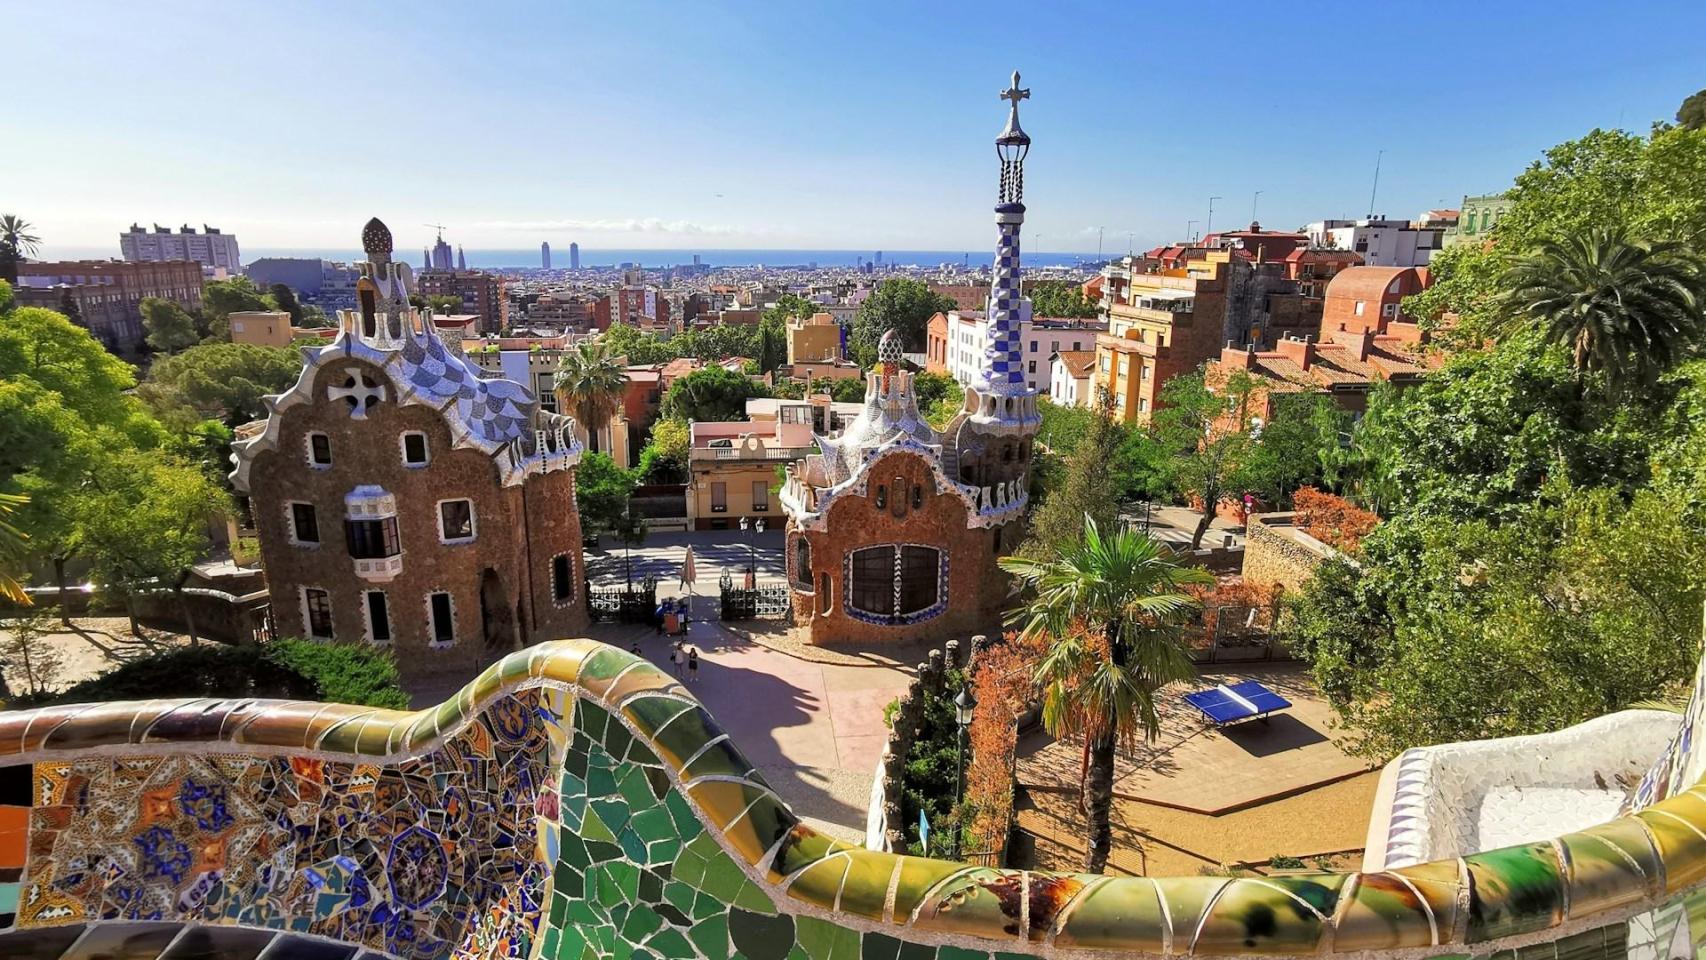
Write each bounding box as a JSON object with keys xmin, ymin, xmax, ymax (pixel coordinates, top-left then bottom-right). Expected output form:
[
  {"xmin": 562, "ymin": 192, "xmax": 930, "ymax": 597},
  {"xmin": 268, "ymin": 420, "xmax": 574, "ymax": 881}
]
[
  {"xmin": 137, "ymin": 342, "xmax": 304, "ymax": 426},
  {"xmin": 556, "ymin": 340, "xmax": 629, "ymax": 454},
  {"xmin": 201, "ymin": 276, "xmax": 273, "ymax": 339},
  {"xmin": 268, "ymin": 283, "xmax": 305, "ymax": 324},
  {"xmin": 142, "ymin": 297, "xmax": 202, "ymax": 354},
  {"xmin": 1028, "ymin": 280, "xmax": 1098, "ymax": 319},
  {"xmin": 1682, "ymin": 88, "xmax": 1706, "ymax": 131},
  {"xmin": 71, "ymin": 448, "xmax": 229, "ymax": 641},
  {"xmin": 1001, "ymin": 517, "xmax": 1211, "ymax": 873},
  {"xmin": 827, "ymin": 377, "xmax": 867, "ymax": 403},
  {"xmin": 427, "ymin": 294, "xmax": 462, "ymax": 315},
  {"xmin": 0, "ymin": 215, "xmax": 40, "ymax": 284},
  {"xmin": 1500, "ymin": 227, "xmax": 1705, "ymax": 393},
  {"xmin": 0, "ymin": 492, "xmax": 30, "ymax": 605},
  {"xmin": 1152, "ymin": 370, "xmax": 1259, "ymax": 549},
  {"xmin": 913, "ymin": 371, "xmax": 964, "ymax": 428},
  {"xmin": 575, "ymin": 451, "xmax": 638, "ymax": 540},
  {"xmin": 600, "ymin": 323, "xmax": 675, "ymax": 365},
  {"xmin": 1022, "ymin": 392, "xmax": 1127, "ymax": 557},
  {"xmin": 298, "ymin": 304, "xmax": 333, "ymax": 329},
  {"xmin": 660, "ymin": 364, "xmax": 771, "ymax": 422},
  {"xmin": 849, "ymin": 278, "xmax": 954, "ymax": 366},
  {"xmin": 636, "ymin": 417, "xmax": 690, "ymax": 484}
]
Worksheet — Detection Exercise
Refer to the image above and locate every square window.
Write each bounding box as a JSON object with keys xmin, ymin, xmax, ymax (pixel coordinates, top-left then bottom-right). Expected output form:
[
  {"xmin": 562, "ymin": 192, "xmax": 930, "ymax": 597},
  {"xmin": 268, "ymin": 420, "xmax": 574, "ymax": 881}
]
[
  {"xmin": 365, "ymin": 591, "xmax": 392, "ymax": 644},
  {"xmin": 428, "ymin": 592, "xmax": 455, "ymax": 646},
  {"xmin": 402, "ymin": 432, "xmax": 429, "ymax": 466},
  {"xmin": 303, "ymin": 587, "xmax": 333, "ymax": 640},
  {"xmin": 438, "ymin": 499, "xmax": 476, "ymax": 542},
  {"xmin": 307, "ymin": 432, "xmax": 332, "ymax": 467},
  {"xmin": 710, "ymin": 482, "xmax": 727, "ymax": 512},
  {"xmin": 751, "ymin": 480, "xmax": 770, "ymax": 512},
  {"xmin": 290, "ymin": 502, "xmax": 319, "ymax": 545}
]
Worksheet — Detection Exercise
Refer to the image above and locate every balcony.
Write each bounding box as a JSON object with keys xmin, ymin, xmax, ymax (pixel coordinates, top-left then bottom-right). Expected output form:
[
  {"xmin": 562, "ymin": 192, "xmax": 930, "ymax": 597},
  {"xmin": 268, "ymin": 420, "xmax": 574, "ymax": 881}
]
[
  {"xmin": 690, "ymin": 445, "xmax": 816, "ymax": 463},
  {"xmin": 353, "ymin": 554, "xmax": 404, "ymax": 582}
]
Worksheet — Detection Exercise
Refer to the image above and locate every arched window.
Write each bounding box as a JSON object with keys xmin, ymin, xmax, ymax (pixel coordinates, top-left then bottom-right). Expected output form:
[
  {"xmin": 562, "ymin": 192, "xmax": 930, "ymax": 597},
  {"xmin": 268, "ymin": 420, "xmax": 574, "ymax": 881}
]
[
  {"xmin": 875, "ymin": 484, "xmax": 887, "ymax": 509},
  {"xmin": 818, "ymin": 573, "xmax": 832, "ymax": 614},
  {"xmin": 844, "ymin": 545, "xmax": 944, "ymax": 625},
  {"xmin": 1002, "ymin": 444, "xmax": 1014, "ymax": 463},
  {"xmin": 911, "ymin": 484, "xmax": 924, "ymax": 510},
  {"xmin": 792, "ymin": 536, "xmax": 813, "ymax": 589}
]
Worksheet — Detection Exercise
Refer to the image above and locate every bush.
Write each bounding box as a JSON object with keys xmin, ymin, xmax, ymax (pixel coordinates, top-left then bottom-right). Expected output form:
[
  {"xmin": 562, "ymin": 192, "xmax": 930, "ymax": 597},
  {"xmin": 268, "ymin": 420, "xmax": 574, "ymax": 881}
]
[
  {"xmin": 36, "ymin": 638, "xmax": 410, "ymax": 710},
  {"xmin": 1291, "ymin": 487, "xmax": 1379, "ymax": 553}
]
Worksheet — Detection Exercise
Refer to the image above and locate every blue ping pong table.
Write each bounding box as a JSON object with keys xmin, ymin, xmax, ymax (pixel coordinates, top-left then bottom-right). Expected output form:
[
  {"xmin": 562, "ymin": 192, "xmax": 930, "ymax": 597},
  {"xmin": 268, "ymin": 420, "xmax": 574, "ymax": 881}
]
[{"xmin": 1183, "ymin": 681, "xmax": 1292, "ymax": 727}]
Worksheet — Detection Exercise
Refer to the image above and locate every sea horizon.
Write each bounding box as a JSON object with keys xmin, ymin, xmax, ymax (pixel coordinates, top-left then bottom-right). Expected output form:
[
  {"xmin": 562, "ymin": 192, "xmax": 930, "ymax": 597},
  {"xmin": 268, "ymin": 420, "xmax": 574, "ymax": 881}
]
[{"xmin": 36, "ymin": 245, "xmax": 1110, "ymax": 271}]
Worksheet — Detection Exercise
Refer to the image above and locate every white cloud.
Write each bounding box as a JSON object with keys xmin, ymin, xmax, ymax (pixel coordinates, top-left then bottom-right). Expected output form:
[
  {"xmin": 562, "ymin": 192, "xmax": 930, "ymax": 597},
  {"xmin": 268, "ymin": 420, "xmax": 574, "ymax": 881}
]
[{"xmin": 471, "ymin": 217, "xmax": 758, "ymax": 237}]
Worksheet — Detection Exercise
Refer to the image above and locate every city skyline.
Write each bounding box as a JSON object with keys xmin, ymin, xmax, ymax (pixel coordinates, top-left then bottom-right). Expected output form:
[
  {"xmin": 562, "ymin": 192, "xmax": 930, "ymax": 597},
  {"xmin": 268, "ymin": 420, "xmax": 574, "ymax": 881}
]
[{"xmin": 9, "ymin": 1, "xmax": 1705, "ymax": 259}]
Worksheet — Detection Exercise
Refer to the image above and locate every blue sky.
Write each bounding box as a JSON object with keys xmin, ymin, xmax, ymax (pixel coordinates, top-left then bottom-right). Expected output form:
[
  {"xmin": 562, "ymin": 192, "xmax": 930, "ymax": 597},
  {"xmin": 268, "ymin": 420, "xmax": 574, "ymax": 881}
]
[{"xmin": 10, "ymin": 1, "xmax": 1705, "ymax": 257}]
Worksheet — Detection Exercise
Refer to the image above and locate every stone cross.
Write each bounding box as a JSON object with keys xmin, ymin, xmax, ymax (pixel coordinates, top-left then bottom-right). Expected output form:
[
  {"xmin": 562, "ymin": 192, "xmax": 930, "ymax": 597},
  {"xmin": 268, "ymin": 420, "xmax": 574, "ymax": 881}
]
[
  {"xmin": 328, "ymin": 367, "xmax": 387, "ymax": 419},
  {"xmin": 1000, "ymin": 71, "xmax": 1029, "ymax": 107}
]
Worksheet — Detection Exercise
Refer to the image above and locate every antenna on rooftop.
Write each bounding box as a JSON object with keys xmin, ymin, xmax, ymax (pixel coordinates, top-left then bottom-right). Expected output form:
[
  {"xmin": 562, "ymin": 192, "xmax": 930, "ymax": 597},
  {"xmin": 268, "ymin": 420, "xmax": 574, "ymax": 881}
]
[{"xmin": 1367, "ymin": 151, "xmax": 1384, "ymax": 220}]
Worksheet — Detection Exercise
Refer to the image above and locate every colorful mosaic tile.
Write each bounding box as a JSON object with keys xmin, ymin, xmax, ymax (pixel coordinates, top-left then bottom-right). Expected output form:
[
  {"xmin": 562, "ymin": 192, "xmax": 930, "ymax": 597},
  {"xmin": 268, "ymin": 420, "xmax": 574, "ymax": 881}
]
[{"xmin": 0, "ymin": 637, "xmax": 1701, "ymax": 960}]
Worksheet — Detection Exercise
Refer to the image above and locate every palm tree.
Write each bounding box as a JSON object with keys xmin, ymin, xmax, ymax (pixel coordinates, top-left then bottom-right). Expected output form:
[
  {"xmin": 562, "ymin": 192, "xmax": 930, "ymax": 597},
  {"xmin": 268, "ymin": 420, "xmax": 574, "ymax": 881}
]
[
  {"xmin": 1502, "ymin": 227, "xmax": 1706, "ymax": 393},
  {"xmin": 557, "ymin": 339, "xmax": 628, "ymax": 454},
  {"xmin": 0, "ymin": 215, "xmax": 41, "ymax": 285},
  {"xmin": 1000, "ymin": 516, "xmax": 1212, "ymax": 873},
  {"xmin": 0, "ymin": 493, "xmax": 32, "ymax": 606}
]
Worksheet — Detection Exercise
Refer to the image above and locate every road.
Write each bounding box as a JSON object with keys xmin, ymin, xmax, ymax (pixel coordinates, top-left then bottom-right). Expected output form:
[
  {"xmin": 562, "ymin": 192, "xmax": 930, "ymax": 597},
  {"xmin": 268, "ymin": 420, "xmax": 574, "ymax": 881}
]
[{"xmin": 584, "ymin": 527, "xmax": 787, "ymax": 598}]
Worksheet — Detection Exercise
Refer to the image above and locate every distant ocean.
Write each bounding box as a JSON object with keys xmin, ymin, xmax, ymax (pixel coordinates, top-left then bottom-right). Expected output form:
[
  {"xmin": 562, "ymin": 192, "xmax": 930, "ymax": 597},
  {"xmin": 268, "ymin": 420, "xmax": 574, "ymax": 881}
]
[{"xmin": 42, "ymin": 246, "xmax": 1105, "ymax": 271}]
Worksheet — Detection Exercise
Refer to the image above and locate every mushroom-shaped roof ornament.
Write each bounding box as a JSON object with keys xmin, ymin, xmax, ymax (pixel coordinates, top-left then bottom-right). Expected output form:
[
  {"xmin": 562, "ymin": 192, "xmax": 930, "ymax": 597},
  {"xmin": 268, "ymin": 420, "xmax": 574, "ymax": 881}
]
[
  {"xmin": 361, "ymin": 217, "xmax": 394, "ymax": 258},
  {"xmin": 877, "ymin": 328, "xmax": 904, "ymax": 368}
]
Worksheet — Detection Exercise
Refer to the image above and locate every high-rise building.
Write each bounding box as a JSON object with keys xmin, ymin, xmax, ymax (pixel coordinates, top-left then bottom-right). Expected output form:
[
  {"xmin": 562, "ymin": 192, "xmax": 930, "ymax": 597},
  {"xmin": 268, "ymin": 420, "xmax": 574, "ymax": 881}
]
[
  {"xmin": 419, "ymin": 269, "xmax": 506, "ymax": 335},
  {"xmin": 778, "ymin": 71, "xmax": 1039, "ymax": 646},
  {"xmin": 456, "ymin": 246, "xmax": 466, "ymax": 270},
  {"xmin": 569, "ymin": 242, "xmax": 580, "ymax": 270},
  {"xmin": 430, "ymin": 230, "xmax": 453, "ymax": 270},
  {"xmin": 14, "ymin": 259, "xmax": 203, "ymax": 354},
  {"xmin": 541, "ymin": 242, "xmax": 552, "ymax": 270},
  {"xmin": 119, "ymin": 223, "xmax": 241, "ymax": 273}
]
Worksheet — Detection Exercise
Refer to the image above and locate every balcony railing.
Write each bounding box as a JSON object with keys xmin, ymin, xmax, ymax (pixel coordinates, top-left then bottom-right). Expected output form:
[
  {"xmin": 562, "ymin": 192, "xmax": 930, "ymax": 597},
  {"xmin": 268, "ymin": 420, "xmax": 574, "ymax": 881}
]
[
  {"xmin": 690, "ymin": 445, "xmax": 815, "ymax": 462},
  {"xmin": 353, "ymin": 554, "xmax": 403, "ymax": 582}
]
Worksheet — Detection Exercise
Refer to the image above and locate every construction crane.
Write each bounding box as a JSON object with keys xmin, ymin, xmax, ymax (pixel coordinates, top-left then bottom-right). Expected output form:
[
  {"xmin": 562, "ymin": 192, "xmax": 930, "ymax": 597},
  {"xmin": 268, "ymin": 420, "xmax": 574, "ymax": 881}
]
[{"xmin": 423, "ymin": 222, "xmax": 447, "ymax": 239}]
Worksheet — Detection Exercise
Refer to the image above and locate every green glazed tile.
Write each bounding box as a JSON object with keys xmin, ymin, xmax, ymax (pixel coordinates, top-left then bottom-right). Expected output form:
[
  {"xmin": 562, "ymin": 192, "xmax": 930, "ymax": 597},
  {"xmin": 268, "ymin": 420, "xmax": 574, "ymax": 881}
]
[
  {"xmin": 1054, "ymin": 877, "xmax": 1166, "ymax": 952},
  {"xmin": 1465, "ymin": 843, "xmax": 1565, "ymax": 942}
]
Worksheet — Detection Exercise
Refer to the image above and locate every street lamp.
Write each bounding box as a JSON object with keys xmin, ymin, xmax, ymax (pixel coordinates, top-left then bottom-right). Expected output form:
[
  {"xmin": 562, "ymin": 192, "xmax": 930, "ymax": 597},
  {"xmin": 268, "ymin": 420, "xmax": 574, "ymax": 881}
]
[
  {"xmin": 952, "ymin": 685, "xmax": 978, "ymax": 859},
  {"xmin": 738, "ymin": 516, "xmax": 765, "ymax": 588}
]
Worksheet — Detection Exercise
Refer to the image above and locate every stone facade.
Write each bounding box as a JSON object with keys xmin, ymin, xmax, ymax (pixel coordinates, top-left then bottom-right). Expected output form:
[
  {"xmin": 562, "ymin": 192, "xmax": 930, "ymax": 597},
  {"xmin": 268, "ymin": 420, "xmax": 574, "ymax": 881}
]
[
  {"xmin": 1241, "ymin": 512, "xmax": 1337, "ymax": 593},
  {"xmin": 233, "ymin": 218, "xmax": 588, "ymax": 683}
]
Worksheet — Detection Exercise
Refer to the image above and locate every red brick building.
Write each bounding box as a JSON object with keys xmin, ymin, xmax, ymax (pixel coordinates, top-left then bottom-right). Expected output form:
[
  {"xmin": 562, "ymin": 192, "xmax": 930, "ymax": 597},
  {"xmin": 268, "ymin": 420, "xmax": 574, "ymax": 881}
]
[
  {"xmin": 418, "ymin": 268, "xmax": 507, "ymax": 334},
  {"xmin": 231, "ymin": 219, "xmax": 588, "ymax": 682},
  {"xmin": 14, "ymin": 259, "xmax": 203, "ymax": 354},
  {"xmin": 1322, "ymin": 265, "xmax": 1429, "ymax": 335}
]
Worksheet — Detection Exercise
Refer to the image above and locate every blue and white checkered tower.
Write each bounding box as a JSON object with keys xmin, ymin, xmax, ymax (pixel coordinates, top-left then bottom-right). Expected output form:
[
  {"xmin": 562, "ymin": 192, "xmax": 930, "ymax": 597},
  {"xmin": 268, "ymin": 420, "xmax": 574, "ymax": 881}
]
[{"xmin": 963, "ymin": 71, "xmax": 1042, "ymax": 436}]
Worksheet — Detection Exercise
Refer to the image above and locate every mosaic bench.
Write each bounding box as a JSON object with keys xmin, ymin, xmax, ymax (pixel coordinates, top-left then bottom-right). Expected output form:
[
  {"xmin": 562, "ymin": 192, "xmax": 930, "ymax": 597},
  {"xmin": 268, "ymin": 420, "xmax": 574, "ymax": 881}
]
[{"xmin": 0, "ymin": 637, "xmax": 1701, "ymax": 960}]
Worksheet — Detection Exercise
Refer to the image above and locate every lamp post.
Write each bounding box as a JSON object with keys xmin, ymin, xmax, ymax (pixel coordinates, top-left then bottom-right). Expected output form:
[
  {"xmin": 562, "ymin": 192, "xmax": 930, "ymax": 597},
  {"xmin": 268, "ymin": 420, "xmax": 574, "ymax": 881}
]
[
  {"xmin": 739, "ymin": 516, "xmax": 764, "ymax": 589},
  {"xmin": 952, "ymin": 685, "xmax": 978, "ymax": 859},
  {"xmin": 623, "ymin": 506, "xmax": 634, "ymax": 588}
]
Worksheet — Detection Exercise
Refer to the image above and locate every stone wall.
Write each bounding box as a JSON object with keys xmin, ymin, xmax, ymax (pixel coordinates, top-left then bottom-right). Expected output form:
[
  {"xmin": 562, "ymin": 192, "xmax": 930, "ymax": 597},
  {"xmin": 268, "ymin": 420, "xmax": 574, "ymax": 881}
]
[
  {"xmin": 1242, "ymin": 511, "xmax": 1338, "ymax": 592},
  {"xmin": 873, "ymin": 637, "xmax": 977, "ymax": 853},
  {"xmin": 0, "ymin": 638, "xmax": 1703, "ymax": 960}
]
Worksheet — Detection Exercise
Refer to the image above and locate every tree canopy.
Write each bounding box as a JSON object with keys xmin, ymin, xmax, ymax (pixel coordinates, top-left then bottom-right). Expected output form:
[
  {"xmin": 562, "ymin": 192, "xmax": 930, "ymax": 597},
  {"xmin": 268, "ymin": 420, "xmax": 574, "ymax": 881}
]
[
  {"xmin": 848, "ymin": 278, "xmax": 954, "ymax": 366},
  {"xmin": 142, "ymin": 297, "xmax": 201, "ymax": 354},
  {"xmin": 137, "ymin": 341, "xmax": 304, "ymax": 427},
  {"xmin": 659, "ymin": 364, "xmax": 771, "ymax": 423},
  {"xmin": 1027, "ymin": 280, "xmax": 1098, "ymax": 319}
]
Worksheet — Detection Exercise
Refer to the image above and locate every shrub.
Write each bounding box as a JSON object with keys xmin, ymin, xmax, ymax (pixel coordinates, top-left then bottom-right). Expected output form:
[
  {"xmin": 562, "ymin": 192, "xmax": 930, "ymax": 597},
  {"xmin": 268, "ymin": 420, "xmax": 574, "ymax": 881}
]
[
  {"xmin": 1291, "ymin": 487, "xmax": 1379, "ymax": 553},
  {"xmin": 35, "ymin": 638, "xmax": 409, "ymax": 710}
]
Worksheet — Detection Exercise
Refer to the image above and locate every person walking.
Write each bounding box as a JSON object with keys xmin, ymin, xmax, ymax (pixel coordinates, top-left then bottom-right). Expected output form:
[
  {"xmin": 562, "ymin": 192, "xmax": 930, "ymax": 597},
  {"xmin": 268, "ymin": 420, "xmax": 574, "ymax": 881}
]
[
  {"xmin": 668, "ymin": 643, "xmax": 681, "ymax": 678},
  {"xmin": 686, "ymin": 647, "xmax": 699, "ymax": 684}
]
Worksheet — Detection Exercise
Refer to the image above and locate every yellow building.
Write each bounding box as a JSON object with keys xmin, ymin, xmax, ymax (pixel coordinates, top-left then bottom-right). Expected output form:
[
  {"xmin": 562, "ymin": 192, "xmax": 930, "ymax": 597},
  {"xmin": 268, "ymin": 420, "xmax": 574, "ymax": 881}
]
[
  {"xmin": 786, "ymin": 312, "xmax": 842, "ymax": 365},
  {"xmin": 228, "ymin": 311, "xmax": 294, "ymax": 348},
  {"xmin": 686, "ymin": 405, "xmax": 816, "ymax": 530},
  {"xmin": 1092, "ymin": 255, "xmax": 1229, "ymax": 422}
]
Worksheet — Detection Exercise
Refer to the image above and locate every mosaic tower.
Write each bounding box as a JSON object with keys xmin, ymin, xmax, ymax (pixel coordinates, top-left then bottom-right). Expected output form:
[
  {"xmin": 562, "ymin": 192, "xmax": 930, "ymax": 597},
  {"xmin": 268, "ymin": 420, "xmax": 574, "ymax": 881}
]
[{"xmin": 779, "ymin": 74, "xmax": 1039, "ymax": 645}]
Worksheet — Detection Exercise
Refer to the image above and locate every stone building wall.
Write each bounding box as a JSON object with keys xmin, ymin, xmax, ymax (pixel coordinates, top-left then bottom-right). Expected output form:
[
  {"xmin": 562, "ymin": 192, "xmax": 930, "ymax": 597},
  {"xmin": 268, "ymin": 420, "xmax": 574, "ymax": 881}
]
[
  {"xmin": 1241, "ymin": 511, "xmax": 1340, "ymax": 593},
  {"xmin": 249, "ymin": 357, "xmax": 586, "ymax": 680},
  {"xmin": 788, "ymin": 450, "xmax": 1014, "ymax": 646}
]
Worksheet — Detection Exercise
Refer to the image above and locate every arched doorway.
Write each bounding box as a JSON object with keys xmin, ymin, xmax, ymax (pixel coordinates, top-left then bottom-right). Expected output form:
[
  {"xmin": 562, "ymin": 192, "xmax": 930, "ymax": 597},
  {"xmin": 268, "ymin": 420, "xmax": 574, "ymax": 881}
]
[{"xmin": 479, "ymin": 568, "xmax": 518, "ymax": 652}]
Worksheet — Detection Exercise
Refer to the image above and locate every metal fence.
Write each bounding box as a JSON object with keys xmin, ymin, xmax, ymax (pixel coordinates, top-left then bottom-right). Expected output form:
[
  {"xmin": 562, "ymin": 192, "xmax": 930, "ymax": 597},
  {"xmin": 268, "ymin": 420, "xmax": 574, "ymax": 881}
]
[
  {"xmin": 1186, "ymin": 604, "xmax": 1295, "ymax": 664},
  {"xmin": 717, "ymin": 573, "xmax": 792, "ymax": 621},
  {"xmin": 586, "ymin": 578, "xmax": 659, "ymax": 624}
]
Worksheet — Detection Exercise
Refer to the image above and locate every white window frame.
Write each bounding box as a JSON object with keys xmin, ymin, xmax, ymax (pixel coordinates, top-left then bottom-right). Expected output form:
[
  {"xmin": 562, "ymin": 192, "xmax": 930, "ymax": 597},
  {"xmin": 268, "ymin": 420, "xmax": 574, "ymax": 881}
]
[
  {"xmin": 425, "ymin": 590, "xmax": 458, "ymax": 649},
  {"xmin": 550, "ymin": 553, "xmax": 576, "ymax": 607},
  {"xmin": 286, "ymin": 501, "xmax": 320, "ymax": 547},
  {"xmin": 305, "ymin": 431, "xmax": 333, "ymax": 468},
  {"xmin": 300, "ymin": 585, "xmax": 334, "ymax": 641},
  {"xmin": 361, "ymin": 589, "xmax": 393, "ymax": 646},
  {"xmin": 400, "ymin": 431, "xmax": 431, "ymax": 467},
  {"xmin": 436, "ymin": 498, "xmax": 478, "ymax": 544}
]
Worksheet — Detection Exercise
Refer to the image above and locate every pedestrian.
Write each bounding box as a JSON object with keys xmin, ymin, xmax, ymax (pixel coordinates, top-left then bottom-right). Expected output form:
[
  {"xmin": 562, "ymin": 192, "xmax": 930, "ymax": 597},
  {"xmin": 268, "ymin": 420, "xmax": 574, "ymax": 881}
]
[
  {"xmin": 668, "ymin": 644, "xmax": 681, "ymax": 678},
  {"xmin": 630, "ymin": 640, "xmax": 641, "ymax": 655},
  {"xmin": 686, "ymin": 647, "xmax": 699, "ymax": 684}
]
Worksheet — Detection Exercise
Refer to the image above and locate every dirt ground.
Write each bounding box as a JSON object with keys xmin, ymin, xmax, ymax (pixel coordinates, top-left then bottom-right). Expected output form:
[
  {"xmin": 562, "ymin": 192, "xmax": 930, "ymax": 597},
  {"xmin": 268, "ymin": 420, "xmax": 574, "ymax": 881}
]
[
  {"xmin": 1016, "ymin": 769, "xmax": 1380, "ymax": 876},
  {"xmin": 0, "ymin": 615, "xmax": 195, "ymax": 699}
]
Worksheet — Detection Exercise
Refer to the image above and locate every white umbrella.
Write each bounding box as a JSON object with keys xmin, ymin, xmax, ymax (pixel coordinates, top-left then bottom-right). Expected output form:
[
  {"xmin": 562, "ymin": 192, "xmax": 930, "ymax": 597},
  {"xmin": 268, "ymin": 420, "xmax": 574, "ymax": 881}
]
[{"xmin": 680, "ymin": 545, "xmax": 697, "ymax": 589}]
